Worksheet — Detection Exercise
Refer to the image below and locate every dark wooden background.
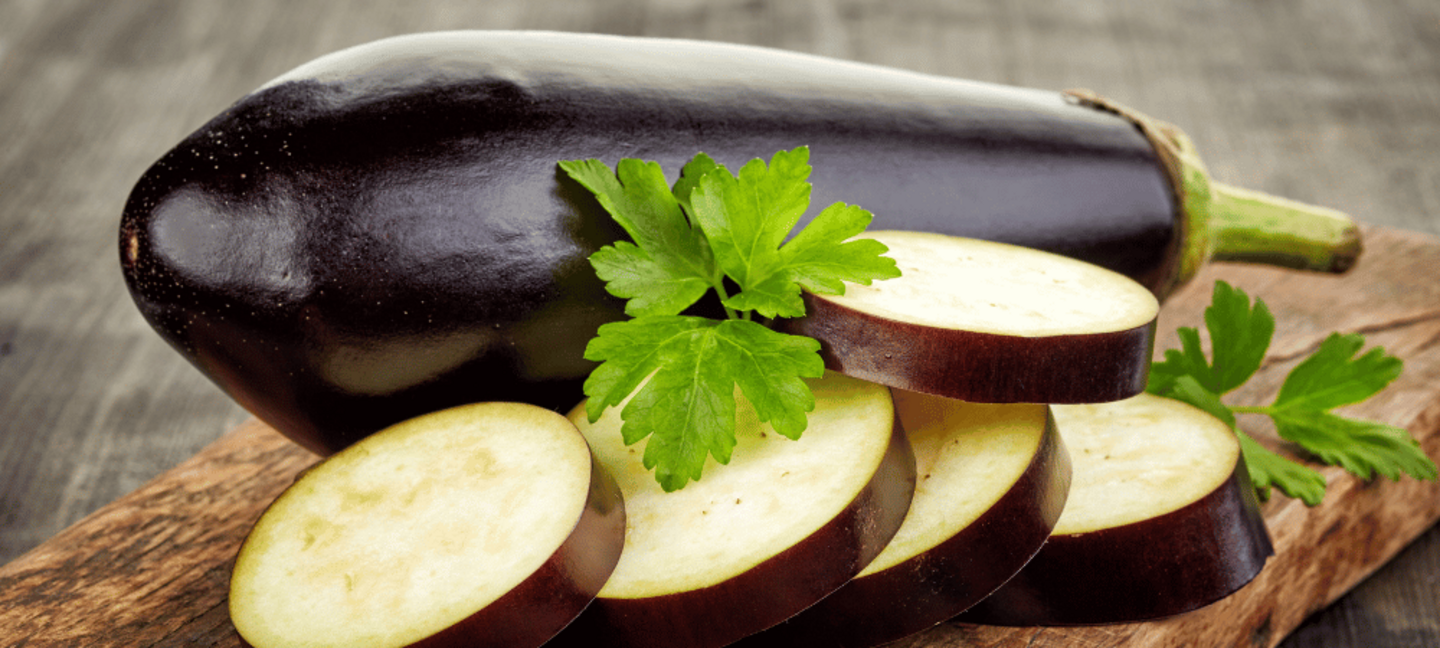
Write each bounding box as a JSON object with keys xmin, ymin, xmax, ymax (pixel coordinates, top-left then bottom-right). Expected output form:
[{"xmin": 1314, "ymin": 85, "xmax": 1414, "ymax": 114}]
[{"xmin": 1, "ymin": 1, "xmax": 1436, "ymax": 646}]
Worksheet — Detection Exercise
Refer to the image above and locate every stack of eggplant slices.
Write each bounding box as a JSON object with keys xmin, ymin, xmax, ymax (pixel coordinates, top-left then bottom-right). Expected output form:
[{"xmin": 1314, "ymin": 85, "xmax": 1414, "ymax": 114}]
[{"xmin": 226, "ymin": 228, "xmax": 1272, "ymax": 648}]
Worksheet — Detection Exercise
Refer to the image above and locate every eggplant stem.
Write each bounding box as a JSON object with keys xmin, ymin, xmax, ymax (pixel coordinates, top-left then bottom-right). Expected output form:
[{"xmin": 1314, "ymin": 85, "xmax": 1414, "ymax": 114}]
[
  {"xmin": 1207, "ymin": 183, "xmax": 1362, "ymax": 274},
  {"xmin": 1063, "ymin": 89, "xmax": 1363, "ymax": 299}
]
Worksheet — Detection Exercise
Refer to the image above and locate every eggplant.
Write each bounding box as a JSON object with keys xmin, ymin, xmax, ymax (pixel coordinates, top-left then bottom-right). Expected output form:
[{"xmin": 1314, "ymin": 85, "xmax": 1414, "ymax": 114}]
[{"xmin": 119, "ymin": 30, "xmax": 1360, "ymax": 454}]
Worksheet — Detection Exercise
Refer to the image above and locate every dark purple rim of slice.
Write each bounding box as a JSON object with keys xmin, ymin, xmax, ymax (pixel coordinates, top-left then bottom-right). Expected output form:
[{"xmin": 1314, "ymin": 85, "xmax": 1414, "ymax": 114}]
[
  {"xmin": 546, "ymin": 410, "xmax": 917, "ymax": 648},
  {"xmin": 734, "ymin": 406, "xmax": 1072, "ymax": 648},
  {"xmin": 956, "ymin": 455, "xmax": 1274, "ymax": 626},
  {"xmin": 781, "ymin": 291, "xmax": 1155, "ymax": 405}
]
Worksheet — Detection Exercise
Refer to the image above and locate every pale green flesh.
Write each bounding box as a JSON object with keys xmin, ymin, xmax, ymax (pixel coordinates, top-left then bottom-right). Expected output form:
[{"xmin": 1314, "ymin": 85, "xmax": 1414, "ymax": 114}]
[
  {"xmin": 860, "ymin": 392, "xmax": 1049, "ymax": 576},
  {"xmin": 1051, "ymin": 394, "xmax": 1239, "ymax": 535},
  {"xmin": 571, "ymin": 371, "xmax": 894, "ymax": 600},
  {"xmin": 827, "ymin": 230, "xmax": 1159, "ymax": 337},
  {"xmin": 229, "ymin": 403, "xmax": 594, "ymax": 648}
]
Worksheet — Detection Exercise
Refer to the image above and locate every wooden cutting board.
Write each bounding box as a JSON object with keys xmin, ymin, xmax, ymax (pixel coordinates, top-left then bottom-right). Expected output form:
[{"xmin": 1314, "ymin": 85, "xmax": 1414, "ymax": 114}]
[{"xmin": 2, "ymin": 225, "xmax": 1438, "ymax": 648}]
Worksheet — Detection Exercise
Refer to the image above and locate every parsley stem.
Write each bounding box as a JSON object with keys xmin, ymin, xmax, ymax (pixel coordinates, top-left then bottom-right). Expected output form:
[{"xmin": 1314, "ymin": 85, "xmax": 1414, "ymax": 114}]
[
  {"xmin": 1230, "ymin": 405, "xmax": 1271, "ymax": 415},
  {"xmin": 711, "ymin": 278, "xmax": 741, "ymax": 320}
]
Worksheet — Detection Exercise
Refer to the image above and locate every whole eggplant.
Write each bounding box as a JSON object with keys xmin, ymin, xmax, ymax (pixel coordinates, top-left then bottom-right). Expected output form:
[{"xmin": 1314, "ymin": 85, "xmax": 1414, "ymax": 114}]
[{"xmin": 120, "ymin": 31, "xmax": 1359, "ymax": 454}]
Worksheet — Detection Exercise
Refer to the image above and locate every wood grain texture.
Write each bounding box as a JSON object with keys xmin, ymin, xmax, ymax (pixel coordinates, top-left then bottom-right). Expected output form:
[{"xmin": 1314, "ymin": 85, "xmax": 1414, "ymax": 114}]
[
  {"xmin": 0, "ymin": 419, "xmax": 313, "ymax": 646},
  {"xmin": 2, "ymin": 1, "xmax": 1437, "ymax": 646},
  {"xmin": 0, "ymin": 227, "xmax": 1437, "ymax": 647}
]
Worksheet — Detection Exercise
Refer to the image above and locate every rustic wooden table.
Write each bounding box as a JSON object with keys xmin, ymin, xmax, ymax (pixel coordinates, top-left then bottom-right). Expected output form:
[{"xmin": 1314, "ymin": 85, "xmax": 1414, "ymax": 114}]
[{"xmin": 1, "ymin": 1, "xmax": 1437, "ymax": 646}]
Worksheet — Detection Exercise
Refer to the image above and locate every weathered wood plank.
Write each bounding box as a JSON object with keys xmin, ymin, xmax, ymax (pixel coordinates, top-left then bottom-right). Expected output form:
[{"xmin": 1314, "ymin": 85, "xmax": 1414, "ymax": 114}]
[
  {"xmin": 0, "ymin": 420, "xmax": 312, "ymax": 646},
  {"xmin": 1, "ymin": 226, "xmax": 1436, "ymax": 647}
]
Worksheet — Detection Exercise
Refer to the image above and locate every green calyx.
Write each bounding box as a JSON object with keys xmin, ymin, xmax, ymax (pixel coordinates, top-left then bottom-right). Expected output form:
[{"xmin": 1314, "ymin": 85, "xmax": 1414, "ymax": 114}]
[
  {"xmin": 1065, "ymin": 90, "xmax": 1362, "ymax": 300},
  {"xmin": 1165, "ymin": 123, "xmax": 1361, "ymax": 289}
]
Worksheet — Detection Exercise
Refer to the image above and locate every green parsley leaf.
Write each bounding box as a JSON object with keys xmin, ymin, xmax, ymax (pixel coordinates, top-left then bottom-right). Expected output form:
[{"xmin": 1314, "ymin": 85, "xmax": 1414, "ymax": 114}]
[
  {"xmin": 561, "ymin": 146, "xmax": 899, "ymax": 490},
  {"xmin": 776, "ymin": 203, "xmax": 901, "ymax": 297},
  {"xmin": 1147, "ymin": 327, "xmax": 1211, "ymax": 396},
  {"xmin": 1272, "ymin": 333, "xmax": 1401, "ymax": 412},
  {"xmin": 1269, "ymin": 409, "xmax": 1437, "ymax": 483},
  {"xmin": 1149, "ymin": 280, "xmax": 1437, "ymax": 505},
  {"xmin": 687, "ymin": 148, "xmax": 814, "ymax": 291},
  {"xmin": 1205, "ymin": 280, "xmax": 1276, "ymax": 393},
  {"xmin": 688, "ymin": 148, "xmax": 901, "ymax": 318},
  {"xmin": 1162, "ymin": 375, "xmax": 1236, "ymax": 428},
  {"xmin": 1159, "ymin": 375, "xmax": 1327, "ymax": 504},
  {"xmin": 559, "ymin": 158, "xmax": 716, "ymax": 317},
  {"xmin": 1260, "ymin": 332, "xmax": 1433, "ymax": 483},
  {"xmin": 1237, "ymin": 432, "xmax": 1327, "ymax": 506},
  {"xmin": 582, "ymin": 316, "xmax": 824, "ymax": 491},
  {"xmin": 1149, "ymin": 281, "xmax": 1274, "ymax": 396},
  {"xmin": 671, "ymin": 153, "xmax": 721, "ymax": 221}
]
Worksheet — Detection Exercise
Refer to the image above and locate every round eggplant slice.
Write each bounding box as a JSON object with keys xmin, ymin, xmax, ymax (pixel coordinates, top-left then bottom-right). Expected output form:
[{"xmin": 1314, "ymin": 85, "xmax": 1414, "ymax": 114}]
[
  {"xmin": 780, "ymin": 230, "xmax": 1159, "ymax": 404},
  {"xmin": 546, "ymin": 372, "xmax": 916, "ymax": 648},
  {"xmin": 958, "ymin": 393, "xmax": 1274, "ymax": 626},
  {"xmin": 228, "ymin": 402, "xmax": 625, "ymax": 648},
  {"xmin": 736, "ymin": 391, "xmax": 1070, "ymax": 648}
]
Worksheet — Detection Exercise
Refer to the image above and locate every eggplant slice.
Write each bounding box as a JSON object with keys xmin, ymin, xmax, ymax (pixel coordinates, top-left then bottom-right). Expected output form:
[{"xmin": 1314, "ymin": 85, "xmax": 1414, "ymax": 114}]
[
  {"xmin": 782, "ymin": 230, "xmax": 1159, "ymax": 404},
  {"xmin": 547, "ymin": 372, "xmax": 916, "ymax": 648},
  {"xmin": 228, "ymin": 402, "xmax": 625, "ymax": 648},
  {"xmin": 958, "ymin": 393, "xmax": 1274, "ymax": 625},
  {"xmin": 737, "ymin": 391, "xmax": 1070, "ymax": 648}
]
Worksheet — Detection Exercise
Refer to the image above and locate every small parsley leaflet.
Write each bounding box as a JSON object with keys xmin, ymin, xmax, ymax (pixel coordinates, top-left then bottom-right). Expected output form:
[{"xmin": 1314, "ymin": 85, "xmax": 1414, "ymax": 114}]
[{"xmin": 1148, "ymin": 281, "xmax": 1437, "ymax": 505}]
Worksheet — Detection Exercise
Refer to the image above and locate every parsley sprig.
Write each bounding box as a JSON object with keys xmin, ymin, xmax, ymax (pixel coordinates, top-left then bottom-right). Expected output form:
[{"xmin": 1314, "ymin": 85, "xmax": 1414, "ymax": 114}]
[
  {"xmin": 1148, "ymin": 281, "xmax": 1438, "ymax": 505},
  {"xmin": 561, "ymin": 147, "xmax": 901, "ymax": 491}
]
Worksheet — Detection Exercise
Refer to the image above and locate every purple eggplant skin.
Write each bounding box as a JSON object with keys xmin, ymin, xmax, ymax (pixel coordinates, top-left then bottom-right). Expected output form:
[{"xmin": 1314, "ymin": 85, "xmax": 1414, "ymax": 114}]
[
  {"xmin": 955, "ymin": 458, "xmax": 1274, "ymax": 626},
  {"xmin": 119, "ymin": 31, "xmax": 1180, "ymax": 455}
]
